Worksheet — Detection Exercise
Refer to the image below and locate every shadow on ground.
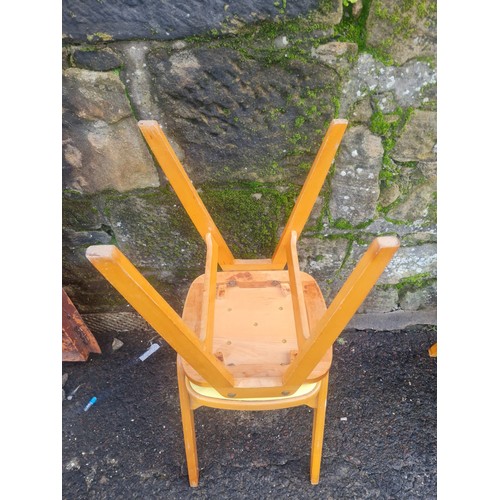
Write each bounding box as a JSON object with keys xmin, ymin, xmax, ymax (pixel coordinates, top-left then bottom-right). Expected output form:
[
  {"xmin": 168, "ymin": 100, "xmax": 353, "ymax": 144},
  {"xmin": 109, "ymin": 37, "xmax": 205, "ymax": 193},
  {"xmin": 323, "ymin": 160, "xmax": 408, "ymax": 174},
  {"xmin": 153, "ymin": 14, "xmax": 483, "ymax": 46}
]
[{"xmin": 62, "ymin": 324, "xmax": 436, "ymax": 499}]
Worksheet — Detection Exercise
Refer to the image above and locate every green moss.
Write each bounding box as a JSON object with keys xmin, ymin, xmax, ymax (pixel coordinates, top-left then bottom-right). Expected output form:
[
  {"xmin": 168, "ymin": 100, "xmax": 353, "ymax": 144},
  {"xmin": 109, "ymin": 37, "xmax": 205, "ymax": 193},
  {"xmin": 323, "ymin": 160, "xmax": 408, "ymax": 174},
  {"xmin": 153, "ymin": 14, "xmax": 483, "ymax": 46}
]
[
  {"xmin": 294, "ymin": 116, "xmax": 306, "ymax": 128},
  {"xmin": 427, "ymin": 192, "xmax": 437, "ymax": 224},
  {"xmin": 199, "ymin": 183, "xmax": 299, "ymax": 259},
  {"xmin": 305, "ymin": 104, "xmax": 319, "ymax": 116},
  {"xmin": 183, "ymin": 3, "xmax": 341, "ymax": 68},
  {"xmin": 269, "ymin": 161, "xmax": 281, "ymax": 175},
  {"xmin": 334, "ymin": 0, "xmax": 395, "ymax": 65},
  {"xmin": 337, "ymin": 0, "xmax": 434, "ymax": 65},
  {"xmin": 369, "ymin": 105, "xmax": 414, "ymax": 190},
  {"xmin": 297, "ymin": 161, "xmax": 311, "ymax": 172},
  {"xmin": 384, "ymin": 216, "xmax": 407, "ymax": 226},
  {"xmin": 417, "ymin": 0, "xmax": 437, "ymax": 19},
  {"xmin": 87, "ymin": 32, "xmax": 113, "ymax": 42},
  {"xmin": 370, "ymin": 109, "xmax": 393, "ymax": 136},
  {"xmin": 290, "ymin": 132, "xmax": 304, "ymax": 144},
  {"xmin": 373, "ymin": 0, "xmax": 418, "ymax": 41},
  {"xmin": 396, "ymin": 273, "xmax": 434, "ymax": 291},
  {"xmin": 377, "ymin": 273, "xmax": 435, "ymax": 295},
  {"xmin": 330, "ymin": 96, "xmax": 341, "ymax": 118},
  {"xmin": 73, "ymin": 45, "xmax": 97, "ymax": 52},
  {"xmin": 369, "ymin": 0, "xmax": 436, "ymax": 62},
  {"xmin": 332, "ymin": 218, "xmax": 353, "ymax": 230},
  {"xmin": 62, "ymin": 190, "xmax": 102, "ymax": 230},
  {"xmin": 168, "ymin": 5, "xmax": 343, "ymax": 165}
]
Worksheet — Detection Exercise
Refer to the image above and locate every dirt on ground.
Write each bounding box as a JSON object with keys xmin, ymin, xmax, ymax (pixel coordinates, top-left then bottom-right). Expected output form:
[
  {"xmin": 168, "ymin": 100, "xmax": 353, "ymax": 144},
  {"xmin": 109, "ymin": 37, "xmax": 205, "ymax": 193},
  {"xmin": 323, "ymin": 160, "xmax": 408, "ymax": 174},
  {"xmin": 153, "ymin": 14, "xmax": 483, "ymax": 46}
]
[{"xmin": 62, "ymin": 324, "xmax": 436, "ymax": 499}]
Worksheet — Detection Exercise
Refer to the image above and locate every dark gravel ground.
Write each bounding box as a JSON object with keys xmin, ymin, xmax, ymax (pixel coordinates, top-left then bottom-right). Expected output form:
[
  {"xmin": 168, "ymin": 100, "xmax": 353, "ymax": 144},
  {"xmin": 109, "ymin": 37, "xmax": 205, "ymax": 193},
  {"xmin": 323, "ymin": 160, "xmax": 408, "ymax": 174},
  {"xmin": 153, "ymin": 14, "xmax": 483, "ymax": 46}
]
[{"xmin": 62, "ymin": 325, "xmax": 437, "ymax": 499}]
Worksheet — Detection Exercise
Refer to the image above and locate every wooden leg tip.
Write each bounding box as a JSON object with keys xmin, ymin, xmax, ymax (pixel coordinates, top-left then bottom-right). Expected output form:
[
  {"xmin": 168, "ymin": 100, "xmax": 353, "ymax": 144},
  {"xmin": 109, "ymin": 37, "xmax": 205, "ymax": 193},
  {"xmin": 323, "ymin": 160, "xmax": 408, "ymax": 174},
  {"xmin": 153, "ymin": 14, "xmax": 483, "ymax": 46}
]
[{"xmin": 310, "ymin": 470, "xmax": 320, "ymax": 485}]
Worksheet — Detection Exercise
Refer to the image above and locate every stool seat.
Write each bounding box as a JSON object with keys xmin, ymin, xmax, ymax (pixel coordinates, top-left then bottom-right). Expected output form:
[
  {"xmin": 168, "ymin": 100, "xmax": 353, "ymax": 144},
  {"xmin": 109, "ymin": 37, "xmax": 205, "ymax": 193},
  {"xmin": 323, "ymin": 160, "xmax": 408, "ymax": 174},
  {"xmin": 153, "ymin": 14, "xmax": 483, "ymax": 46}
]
[{"xmin": 180, "ymin": 270, "xmax": 332, "ymax": 395}]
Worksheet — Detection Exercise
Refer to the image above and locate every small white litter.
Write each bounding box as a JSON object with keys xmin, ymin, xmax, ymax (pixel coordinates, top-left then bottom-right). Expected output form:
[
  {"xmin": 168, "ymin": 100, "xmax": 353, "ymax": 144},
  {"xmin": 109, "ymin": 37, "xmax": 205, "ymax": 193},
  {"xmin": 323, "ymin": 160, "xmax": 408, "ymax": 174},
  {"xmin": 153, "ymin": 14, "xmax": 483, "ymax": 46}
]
[
  {"xmin": 112, "ymin": 338, "xmax": 124, "ymax": 351},
  {"xmin": 139, "ymin": 343, "xmax": 160, "ymax": 361}
]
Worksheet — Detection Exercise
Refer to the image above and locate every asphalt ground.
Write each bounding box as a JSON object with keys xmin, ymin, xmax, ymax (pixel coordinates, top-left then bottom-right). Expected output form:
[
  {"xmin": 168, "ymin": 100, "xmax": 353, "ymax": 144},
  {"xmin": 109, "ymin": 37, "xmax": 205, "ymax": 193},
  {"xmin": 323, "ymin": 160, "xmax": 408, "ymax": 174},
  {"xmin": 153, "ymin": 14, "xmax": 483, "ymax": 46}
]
[{"xmin": 62, "ymin": 325, "xmax": 437, "ymax": 499}]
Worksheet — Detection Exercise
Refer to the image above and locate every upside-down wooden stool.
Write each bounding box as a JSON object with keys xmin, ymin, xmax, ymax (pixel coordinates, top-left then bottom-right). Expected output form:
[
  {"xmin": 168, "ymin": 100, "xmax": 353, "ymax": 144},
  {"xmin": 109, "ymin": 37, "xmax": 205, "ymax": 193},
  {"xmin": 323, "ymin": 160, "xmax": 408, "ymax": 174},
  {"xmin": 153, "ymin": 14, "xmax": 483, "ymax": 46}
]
[{"xmin": 86, "ymin": 119, "xmax": 399, "ymax": 486}]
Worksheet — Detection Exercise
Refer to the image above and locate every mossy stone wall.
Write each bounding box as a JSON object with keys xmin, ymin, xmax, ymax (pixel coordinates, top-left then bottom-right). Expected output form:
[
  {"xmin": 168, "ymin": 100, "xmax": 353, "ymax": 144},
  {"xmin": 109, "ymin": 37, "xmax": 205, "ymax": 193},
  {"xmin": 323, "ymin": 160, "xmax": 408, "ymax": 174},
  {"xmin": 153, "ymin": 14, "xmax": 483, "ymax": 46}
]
[{"xmin": 62, "ymin": 0, "xmax": 437, "ymax": 328}]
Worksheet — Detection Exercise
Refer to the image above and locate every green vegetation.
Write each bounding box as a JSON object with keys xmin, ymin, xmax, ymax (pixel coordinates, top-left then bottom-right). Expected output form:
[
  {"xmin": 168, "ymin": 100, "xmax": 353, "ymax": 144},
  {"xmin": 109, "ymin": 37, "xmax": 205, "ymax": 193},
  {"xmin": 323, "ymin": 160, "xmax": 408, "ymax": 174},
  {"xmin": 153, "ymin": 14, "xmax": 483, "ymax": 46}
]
[
  {"xmin": 334, "ymin": 0, "xmax": 394, "ymax": 65},
  {"xmin": 87, "ymin": 32, "xmax": 113, "ymax": 42},
  {"xmin": 369, "ymin": 105, "xmax": 414, "ymax": 188},
  {"xmin": 62, "ymin": 190, "xmax": 102, "ymax": 230},
  {"xmin": 336, "ymin": 0, "xmax": 435, "ymax": 65},
  {"xmin": 427, "ymin": 192, "xmax": 437, "ymax": 224},
  {"xmin": 294, "ymin": 116, "xmax": 306, "ymax": 128},
  {"xmin": 183, "ymin": 0, "xmax": 344, "ymax": 67},
  {"xmin": 333, "ymin": 218, "xmax": 353, "ymax": 230},
  {"xmin": 62, "ymin": 0, "xmax": 437, "ymax": 316},
  {"xmin": 396, "ymin": 272, "xmax": 435, "ymax": 292},
  {"xmin": 376, "ymin": 272, "xmax": 435, "ymax": 296},
  {"xmin": 180, "ymin": 4, "xmax": 345, "ymax": 169},
  {"xmin": 199, "ymin": 182, "xmax": 299, "ymax": 258}
]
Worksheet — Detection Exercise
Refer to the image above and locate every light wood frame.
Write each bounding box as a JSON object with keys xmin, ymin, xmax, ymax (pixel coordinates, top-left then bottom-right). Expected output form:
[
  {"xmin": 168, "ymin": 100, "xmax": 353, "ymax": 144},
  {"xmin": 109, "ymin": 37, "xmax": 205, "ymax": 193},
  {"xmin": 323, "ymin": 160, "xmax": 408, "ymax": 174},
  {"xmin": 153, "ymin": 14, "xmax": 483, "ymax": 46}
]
[{"xmin": 86, "ymin": 119, "xmax": 400, "ymax": 485}]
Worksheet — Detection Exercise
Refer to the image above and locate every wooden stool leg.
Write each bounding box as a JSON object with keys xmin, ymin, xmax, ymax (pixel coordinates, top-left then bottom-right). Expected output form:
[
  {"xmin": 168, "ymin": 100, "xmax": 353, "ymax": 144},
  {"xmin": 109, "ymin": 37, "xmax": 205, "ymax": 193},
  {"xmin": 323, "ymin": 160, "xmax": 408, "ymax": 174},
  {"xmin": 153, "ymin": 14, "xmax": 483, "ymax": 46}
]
[
  {"xmin": 177, "ymin": 359, "xmax": 200, "ymax": 487},
  {"xmin": 428, "ymin": 342, "xmax": 437, "ymax": 357},
  {"xmin": 310, "ymin": 373, "xmax": 329, "ymax": 484}
]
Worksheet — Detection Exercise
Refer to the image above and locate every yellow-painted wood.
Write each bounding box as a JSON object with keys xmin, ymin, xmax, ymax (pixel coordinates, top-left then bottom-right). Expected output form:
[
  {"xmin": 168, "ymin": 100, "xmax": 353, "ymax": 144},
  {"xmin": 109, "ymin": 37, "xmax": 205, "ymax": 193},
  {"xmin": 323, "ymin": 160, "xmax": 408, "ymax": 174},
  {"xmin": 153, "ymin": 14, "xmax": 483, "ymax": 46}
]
[
  {"xmin": 200, "ymin": 233, "xmax": 218, "ymax": 349},
  {"xmin": 310, "ymin": 372, "xmax": 329, "ymax": 485},
  {"xmin": 272, "ymin": 119, "xmax": 348, "ymax": 268},
  {"xmin": 428, "ymin": 343, "xmax": 437, "ymax": 357},
  {"xmin": 286, "ymin": 231, "xmax": 310, "ymax": 346},
  {"xmin": 177, "ymin": 356, "xmax": 329, "ymax": 486},
  {"xmin": 223, "ymin": 258, "xmax": 277, "ymax": 271},
  {"xmin": 187, "ymin": 376, "xmax": 321, "ymax": 410},
  {"xmin": 177, "ymin": 359, "xmax": 200, "ymax": 487},
  {"xmin": 86, "ymin": 245, "xmax": 234, "ymax": 389},
  {"xmin": 284, "ymin": 236, "xmax": 400, "ymax": 386},
  {"xmin": 138, "ymin": 120, "xmax": 235, "ymax": 268},
  {"xmin": 86, "ymin": 117, "xmax": 403, "ymax": 486},
  {"xmin": 179, "ymin": 269, "xmax": 332, "ymax": 397}
]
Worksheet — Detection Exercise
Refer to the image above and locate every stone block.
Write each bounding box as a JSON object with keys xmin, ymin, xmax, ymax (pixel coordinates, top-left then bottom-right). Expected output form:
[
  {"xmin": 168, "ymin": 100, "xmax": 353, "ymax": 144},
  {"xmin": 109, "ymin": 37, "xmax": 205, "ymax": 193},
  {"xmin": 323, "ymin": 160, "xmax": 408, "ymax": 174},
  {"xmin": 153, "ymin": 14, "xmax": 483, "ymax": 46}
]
[
  {"xmin": 357, "ymin": 286, "xmax": 399, "ymax": 314},
  {"xmin": 378, "ymin": 182, "xmax": 400, "ymax": 208},
  {"xmin": 347, "ymin": 309, "xmax": 436, "ymax": 330},
  {"xmin": 380, "ymin": 244, "xmax": 436, "ymax": 285},
  {"xmin": 143, "ymin": 46, "xmax": 339, "ymax": 184},
  {"xmin": 62, "ymin": 0, "xmax": 339, "ymax": 42},
  {"xmin": 62, "ymin": 69, "xmax": 159, "ymax": 193},
  {"xmin": 311, "ymin": 41, "xmax": 358, "ymax": 68},
  {"xmin": 72, "ymin": 48, "xmax": 122, "ymax": 72},
  {"xmin": 63, "ymin": 68, "xmax": 131, "ymax": 123},
  {"xmin": 391, "ymin": 110, "xmax": 437, "ymax": 162},
  {"xmin": 400, "ymin": 281, "xmax": 437, "ymax": 311},
  {"xmin": 387, "ymin": 180, "xmax": 436, "ymax": 223},
  {"xmin": 63, "ymin": 116, "xmax": 160, "ymax": 193},
  {"xmin": 333, "ymin": 241, "xmax": 436, "ymax": 298},
  {"xmin": 298, "ymin": 237, "xmax": 351, "ymax": 303},
  {"xmin": 366, "ymin": 0, "xmax": 437, "ymax": 65},
  {"xmin": 340, "ymin": 54, "xmax": 436, "ymax": 117},
  {"xmin": 349, "ymin": 96, "xmax": 373, "ymax": 124},
  {"xmin": 329, "ymin": 125, "xmax": 383, "ymax": 226}
]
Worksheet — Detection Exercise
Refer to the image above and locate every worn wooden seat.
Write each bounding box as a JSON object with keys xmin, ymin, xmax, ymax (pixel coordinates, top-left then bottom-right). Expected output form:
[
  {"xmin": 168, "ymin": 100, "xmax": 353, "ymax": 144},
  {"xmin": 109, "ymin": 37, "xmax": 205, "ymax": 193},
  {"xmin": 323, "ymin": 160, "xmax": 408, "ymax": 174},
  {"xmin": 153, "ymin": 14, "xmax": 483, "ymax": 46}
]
[{"xmin": 86, "ymin": 119, "xmax": 399, "ymax": 486}]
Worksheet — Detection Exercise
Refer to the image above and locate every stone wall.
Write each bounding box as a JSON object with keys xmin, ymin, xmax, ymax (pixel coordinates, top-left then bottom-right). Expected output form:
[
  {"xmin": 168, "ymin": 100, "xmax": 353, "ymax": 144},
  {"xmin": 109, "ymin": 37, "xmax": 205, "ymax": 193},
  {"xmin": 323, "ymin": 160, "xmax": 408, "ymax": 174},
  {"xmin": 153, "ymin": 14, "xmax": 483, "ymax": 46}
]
[{"xmin": 62, "ymin": 0, "xmax": 437, "ymax": 329}]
